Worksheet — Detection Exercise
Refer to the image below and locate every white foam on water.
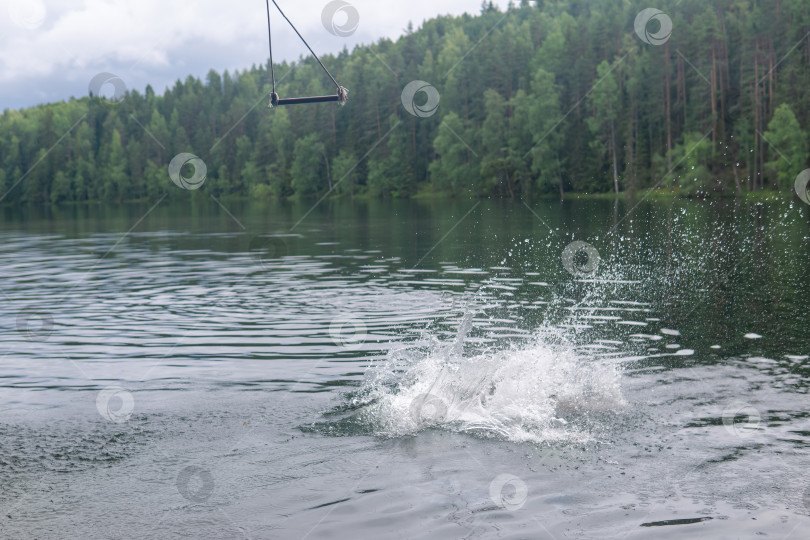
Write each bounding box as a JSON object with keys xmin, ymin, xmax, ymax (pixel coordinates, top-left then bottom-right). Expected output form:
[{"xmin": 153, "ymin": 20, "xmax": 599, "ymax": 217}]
[
  {"xmin": 351, "ymin": 320, "xmax": 626, "ymax": 443},
  {"xmin": 744, "ymin": 333, "xmax": 762, "ymax": 339},
  {"xmin": 748, "ymin": 356, "xmax": 777, "ymax": 364},
  {"xmin": 630, "ymin": 333, "xmax": 663, "ymax": 341}
]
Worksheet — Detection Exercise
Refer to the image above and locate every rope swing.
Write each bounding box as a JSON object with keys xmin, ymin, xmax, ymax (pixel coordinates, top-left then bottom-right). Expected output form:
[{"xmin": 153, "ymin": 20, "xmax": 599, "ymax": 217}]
[{"xmin": 265, "ymin": 0, "xmax": 349, "ymax": 108}]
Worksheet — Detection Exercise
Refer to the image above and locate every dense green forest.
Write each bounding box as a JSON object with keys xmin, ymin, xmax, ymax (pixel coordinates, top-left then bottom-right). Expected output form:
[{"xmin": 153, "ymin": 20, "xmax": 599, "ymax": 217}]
[{"xmin": 1, "ymin": 0, "xmax": 809, "ymax": 204}]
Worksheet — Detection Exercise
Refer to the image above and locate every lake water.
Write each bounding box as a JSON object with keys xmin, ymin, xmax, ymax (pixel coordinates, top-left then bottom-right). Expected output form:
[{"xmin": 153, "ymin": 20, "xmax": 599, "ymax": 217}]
[{"xmin": 1, "ymin": 197, "xmax": 809, "ymax": 539}]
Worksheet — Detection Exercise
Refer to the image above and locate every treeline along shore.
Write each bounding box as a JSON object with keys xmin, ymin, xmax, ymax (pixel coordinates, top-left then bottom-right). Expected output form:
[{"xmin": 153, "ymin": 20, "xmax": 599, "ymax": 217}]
[{"xmin": 1, "ymin": 0, "xmax": 809, "ymax": 204}]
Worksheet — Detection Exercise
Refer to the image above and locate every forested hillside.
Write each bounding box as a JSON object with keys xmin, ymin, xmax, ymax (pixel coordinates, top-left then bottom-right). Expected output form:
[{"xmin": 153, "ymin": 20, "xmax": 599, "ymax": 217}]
[{"xmin": 2, "ymin": 0, "xmax": 809, "ymax": 203}]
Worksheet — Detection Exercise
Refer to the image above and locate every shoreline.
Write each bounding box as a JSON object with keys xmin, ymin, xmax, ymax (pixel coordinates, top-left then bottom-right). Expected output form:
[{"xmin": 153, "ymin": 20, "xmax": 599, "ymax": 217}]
[{"xmin": 7, "ymin": 187, "xmax": 796, "ymax": 207}]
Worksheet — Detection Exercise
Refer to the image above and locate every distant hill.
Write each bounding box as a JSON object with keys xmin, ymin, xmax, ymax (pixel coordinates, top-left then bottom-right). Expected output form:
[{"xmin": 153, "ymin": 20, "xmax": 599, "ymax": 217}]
[{"xmin": 1, "ymin": 0, "xmax": 808, "ymax": 204}]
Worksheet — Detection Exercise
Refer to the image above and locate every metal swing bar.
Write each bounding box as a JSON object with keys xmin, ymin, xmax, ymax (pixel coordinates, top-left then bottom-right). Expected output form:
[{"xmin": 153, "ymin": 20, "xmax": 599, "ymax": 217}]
[
  {"xmin": 273, "ymin": 94, "xmax": 342, "ymax": 106},
  {"xmin": 265, "ymin": 0, "xmax": 348, "ymax": 108}
]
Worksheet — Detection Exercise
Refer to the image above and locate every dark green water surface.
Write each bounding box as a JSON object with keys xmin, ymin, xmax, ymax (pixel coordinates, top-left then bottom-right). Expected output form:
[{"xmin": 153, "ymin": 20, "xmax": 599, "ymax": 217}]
[{"xmin": 1, "ymin": 197, "xmax": 809, "ymax": 539}]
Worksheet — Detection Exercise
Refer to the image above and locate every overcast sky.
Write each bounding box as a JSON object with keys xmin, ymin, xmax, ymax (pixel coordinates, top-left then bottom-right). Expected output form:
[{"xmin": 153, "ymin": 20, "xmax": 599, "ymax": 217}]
[{"xmin": 1, "ymin": 0, "xmax": 508, "ymax": 110}]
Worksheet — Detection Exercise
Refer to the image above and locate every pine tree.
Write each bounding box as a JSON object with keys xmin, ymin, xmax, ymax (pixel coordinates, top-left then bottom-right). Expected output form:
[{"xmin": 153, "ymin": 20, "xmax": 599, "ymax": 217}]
[{"xmin": 764, "ymin": 104, "xmax": 807, "ymax": 192}]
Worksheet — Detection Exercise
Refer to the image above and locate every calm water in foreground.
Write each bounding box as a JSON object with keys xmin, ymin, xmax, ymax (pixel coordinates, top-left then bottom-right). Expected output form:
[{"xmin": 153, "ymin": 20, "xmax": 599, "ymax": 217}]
[{"xmin": 1, "ymin": 197, "xmax": 809, "ymax": 539}]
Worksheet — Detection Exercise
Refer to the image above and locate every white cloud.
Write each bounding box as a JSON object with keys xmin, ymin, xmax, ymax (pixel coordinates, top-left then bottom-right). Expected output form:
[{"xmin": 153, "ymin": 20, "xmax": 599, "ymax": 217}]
[{"xmin": 0, "ymin": 0, "xmax": 507, "ymax": 109}]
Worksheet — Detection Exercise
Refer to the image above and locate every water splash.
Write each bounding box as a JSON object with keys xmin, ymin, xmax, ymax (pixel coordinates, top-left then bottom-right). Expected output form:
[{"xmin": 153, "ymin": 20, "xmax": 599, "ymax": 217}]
[{"xmin": 313, "ymin": 312, "xmax": 626, "ymax": 443}]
